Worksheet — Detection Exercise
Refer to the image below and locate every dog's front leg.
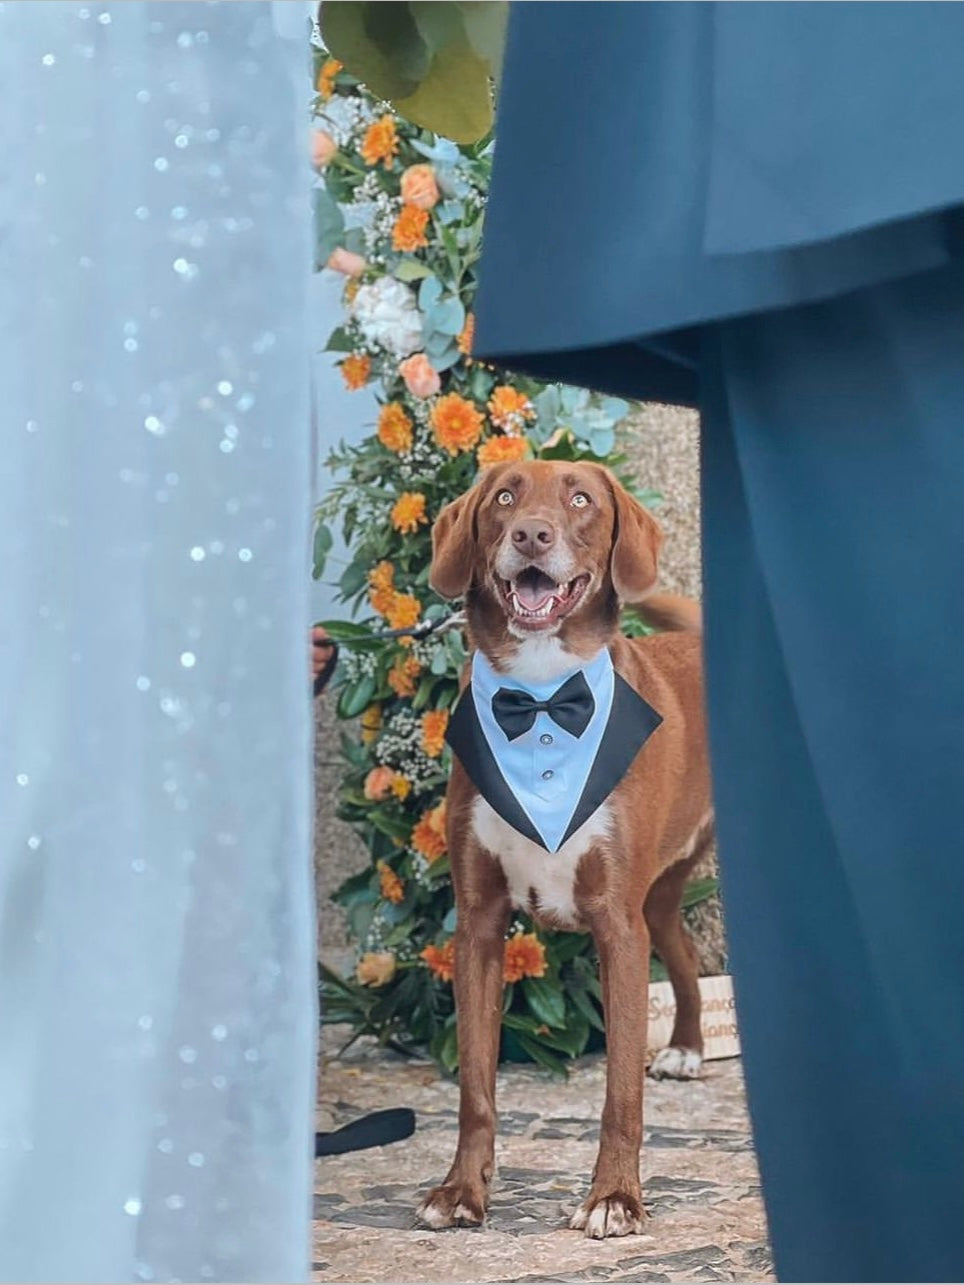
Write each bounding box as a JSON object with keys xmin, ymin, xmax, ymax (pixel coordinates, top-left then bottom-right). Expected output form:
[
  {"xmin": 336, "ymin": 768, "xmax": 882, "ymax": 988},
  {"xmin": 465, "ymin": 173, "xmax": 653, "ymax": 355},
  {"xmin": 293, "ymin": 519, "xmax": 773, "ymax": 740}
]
[
  {"xmin": 418, "ymin": 867, "xmax": 509, "ymax": 1229},
  {"xmin": 571, "ymin": 905, "xmax": 650, "ymax": 1238}
]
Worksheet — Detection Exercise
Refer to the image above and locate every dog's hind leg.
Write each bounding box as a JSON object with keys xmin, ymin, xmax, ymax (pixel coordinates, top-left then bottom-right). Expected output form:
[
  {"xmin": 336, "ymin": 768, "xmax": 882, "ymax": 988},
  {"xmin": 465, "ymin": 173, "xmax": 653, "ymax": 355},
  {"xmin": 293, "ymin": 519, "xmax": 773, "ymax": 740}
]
[{"xmin": 644, "ymin": 818, "xmax": 714, "ymax": 1079}]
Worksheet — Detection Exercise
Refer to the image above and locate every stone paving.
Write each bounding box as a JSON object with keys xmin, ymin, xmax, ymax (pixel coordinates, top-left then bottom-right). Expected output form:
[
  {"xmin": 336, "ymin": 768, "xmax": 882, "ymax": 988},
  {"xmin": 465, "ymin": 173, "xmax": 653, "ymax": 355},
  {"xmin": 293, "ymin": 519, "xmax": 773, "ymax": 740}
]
[{"xmin": 314, "ymin": 1029, "xmax": 772, "ymax": 1284}]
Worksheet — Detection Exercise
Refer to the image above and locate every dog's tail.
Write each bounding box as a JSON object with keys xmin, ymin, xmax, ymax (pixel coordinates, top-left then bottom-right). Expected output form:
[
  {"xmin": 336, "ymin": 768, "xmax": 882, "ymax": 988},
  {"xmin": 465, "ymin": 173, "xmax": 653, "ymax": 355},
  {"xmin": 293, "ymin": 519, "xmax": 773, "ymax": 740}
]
[{"xmin": 637, "ymin": 593, "xmax": 702, "ymax": 633}]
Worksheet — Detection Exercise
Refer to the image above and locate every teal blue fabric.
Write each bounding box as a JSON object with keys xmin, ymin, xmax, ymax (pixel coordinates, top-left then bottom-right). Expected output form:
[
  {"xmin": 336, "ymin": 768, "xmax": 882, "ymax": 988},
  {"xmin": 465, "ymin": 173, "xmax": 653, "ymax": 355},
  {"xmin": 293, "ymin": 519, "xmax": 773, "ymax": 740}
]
[{"xmin": 474, "ymin": 4, "xmax": 964, "ymax": 1280}]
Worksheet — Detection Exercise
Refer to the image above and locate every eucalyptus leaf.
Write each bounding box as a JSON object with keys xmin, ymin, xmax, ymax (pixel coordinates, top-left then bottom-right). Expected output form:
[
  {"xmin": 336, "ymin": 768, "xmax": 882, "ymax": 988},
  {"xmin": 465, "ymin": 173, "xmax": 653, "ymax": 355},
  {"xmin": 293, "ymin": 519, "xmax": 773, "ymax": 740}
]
[
  {"xmin": 312, "ymin": 522, "xmax": 333, "ymax": 580},
  {"xmin": 442, "ymin": 905, "xmax": 458, "ymax": 933},
  {"xmin": 338, "ymin": 674, "xmax": 376, "ymax": 720},
  {"xmin": 320, "ymin": 2, "xmax": 425, "ymax": 100},
  {"xmin": 394, "ymin": 259, "xmax": 434, "ymax": 283},
  {"xmin": 313, "ymin": 186, "xmax": 346, "ymax": 265}
]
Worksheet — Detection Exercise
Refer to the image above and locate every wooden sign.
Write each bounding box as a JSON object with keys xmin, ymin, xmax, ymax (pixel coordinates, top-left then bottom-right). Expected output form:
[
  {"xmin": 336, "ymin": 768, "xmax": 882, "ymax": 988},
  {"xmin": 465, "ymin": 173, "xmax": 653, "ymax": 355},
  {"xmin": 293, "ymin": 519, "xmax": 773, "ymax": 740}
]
[{"xmin": 647, "ymin": 973, "xmax": 740, "ymax": 1062}]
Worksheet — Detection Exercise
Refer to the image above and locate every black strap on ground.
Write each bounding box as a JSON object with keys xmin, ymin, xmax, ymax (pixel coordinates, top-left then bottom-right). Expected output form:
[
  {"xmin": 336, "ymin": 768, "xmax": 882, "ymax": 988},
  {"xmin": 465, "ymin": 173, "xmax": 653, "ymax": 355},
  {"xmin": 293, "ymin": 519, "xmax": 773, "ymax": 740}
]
[{"xmin": 315, "ymin": 1108, "xmax": 416, "ymax": 1157}]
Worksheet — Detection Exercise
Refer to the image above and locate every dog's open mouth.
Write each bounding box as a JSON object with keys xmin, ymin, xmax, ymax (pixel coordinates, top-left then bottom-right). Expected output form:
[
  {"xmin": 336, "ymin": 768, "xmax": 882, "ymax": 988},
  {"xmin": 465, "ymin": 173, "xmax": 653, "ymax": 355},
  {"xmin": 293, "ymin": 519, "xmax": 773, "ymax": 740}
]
[{"xmin": 500, "ymin": 567, "xmax": 591, "ymax": 630}]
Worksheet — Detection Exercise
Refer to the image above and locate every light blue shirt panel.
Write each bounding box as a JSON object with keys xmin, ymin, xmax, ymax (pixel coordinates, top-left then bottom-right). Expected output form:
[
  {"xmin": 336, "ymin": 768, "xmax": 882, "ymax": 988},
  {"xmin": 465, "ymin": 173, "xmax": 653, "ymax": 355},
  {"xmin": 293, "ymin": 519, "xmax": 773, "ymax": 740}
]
[{"xmin": 471, "ymin": 649, "xmax": 615, "ymax": 852}]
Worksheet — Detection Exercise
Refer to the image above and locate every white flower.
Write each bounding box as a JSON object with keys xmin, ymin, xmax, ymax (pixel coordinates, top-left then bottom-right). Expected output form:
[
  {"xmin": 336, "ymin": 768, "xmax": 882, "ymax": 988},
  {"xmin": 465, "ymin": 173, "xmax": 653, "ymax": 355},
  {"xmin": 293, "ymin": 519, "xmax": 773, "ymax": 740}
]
[{"xmin": 350, "ymin": 276, "xmax": 423, "ymax": 358}]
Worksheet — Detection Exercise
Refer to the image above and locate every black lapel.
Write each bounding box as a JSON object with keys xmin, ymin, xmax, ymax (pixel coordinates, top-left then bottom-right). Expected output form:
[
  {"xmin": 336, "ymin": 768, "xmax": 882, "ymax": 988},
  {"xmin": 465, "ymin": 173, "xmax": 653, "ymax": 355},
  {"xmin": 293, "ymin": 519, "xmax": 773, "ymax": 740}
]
[
  {"xmin": 445, "ymin": 686, "xmax": 549, "ymax": 850},
  {"xmin": 559, "ymin": 674, "xmax": 663, "ymax": 846}
]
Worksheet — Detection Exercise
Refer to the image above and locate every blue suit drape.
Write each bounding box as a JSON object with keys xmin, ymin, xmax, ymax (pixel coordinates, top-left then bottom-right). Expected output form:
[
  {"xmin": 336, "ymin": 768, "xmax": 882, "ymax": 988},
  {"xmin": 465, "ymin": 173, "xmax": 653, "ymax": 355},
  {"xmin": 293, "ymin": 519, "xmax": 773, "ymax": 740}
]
[{"xmin": 475, "ymin": 5, "xmax": 964, "ymax": 1279}]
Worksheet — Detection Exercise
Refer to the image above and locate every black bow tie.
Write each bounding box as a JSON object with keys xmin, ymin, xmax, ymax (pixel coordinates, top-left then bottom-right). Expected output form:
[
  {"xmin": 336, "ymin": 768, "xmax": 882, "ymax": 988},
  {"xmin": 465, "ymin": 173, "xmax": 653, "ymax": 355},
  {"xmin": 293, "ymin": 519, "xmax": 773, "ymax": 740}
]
[{"xmin": 491, "ymin": 671, "xmax": 596, "ymax": 742}]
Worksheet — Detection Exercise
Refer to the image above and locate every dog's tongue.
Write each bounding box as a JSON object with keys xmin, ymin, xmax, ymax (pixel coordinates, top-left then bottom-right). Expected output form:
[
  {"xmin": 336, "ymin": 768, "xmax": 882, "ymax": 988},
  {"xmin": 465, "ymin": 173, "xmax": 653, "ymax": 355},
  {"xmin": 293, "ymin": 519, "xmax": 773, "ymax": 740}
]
[{"xmin": 515, "ymin": 568, "xmax": 558, "ymax": 610}]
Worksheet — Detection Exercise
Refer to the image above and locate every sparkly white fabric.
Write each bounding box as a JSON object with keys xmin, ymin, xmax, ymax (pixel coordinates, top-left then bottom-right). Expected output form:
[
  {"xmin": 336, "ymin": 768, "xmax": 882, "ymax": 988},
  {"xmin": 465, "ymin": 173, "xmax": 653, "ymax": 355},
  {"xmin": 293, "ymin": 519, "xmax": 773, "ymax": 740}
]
[{"xmin": 0, "ymin": 4, "xmax": 315, "ymax": 1281}]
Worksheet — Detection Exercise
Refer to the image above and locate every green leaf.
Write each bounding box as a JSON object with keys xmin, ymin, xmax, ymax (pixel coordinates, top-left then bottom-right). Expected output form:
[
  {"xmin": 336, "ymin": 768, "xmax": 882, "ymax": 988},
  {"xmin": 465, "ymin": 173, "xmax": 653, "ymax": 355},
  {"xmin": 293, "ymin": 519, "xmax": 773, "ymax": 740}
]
[
  {"xmin": 682, "ymin": 876, "xmax": 720, "ymax": 909},
  {"xmin": 650, "ymin": 956, "xmax": 669, "ymax": 983},
  {"xmin": 321, "ymin": 2, "xmax": 427, "ymax": 100},
  {"xmin": 339, "ymin": 560, "xmax": 370, "ymax": 599},
  {"xmin": 394, "ymin": 259, "xmax": 434, "ymax": 283},
  {"xmin": 512, "ymin": 1032, "xmax": 568, "ymax": 1079},
  {"xmin": 430, "ymin": 1019, "xmax": 459, "ymax": 1073},
  {"xmin": 442, "ymin": 905, "xmax": 458, "ymax": 933},
  {"xmin": 521, "ymin": 976, "xmax": 566, "ymax": 1029},
  {"xmin": 369, "ymin": 811, "xmax": 412, "ymax": 841},
  {"xmin": 394, "ymin": 36, "xmax": 493, "ymax": 144},
  {"xmin": 312, "ymin": 522, "xmax": 333, "ymax": 580},
  {"xmin": 569, "ymin": 985, "xmax": 606, "ymax": 1034},
  {"xmin": 338, "ymin": 674, "xmax": 376, "ymax": 720},
  {"xmin": 314, "ymin": 187, "xmax": 346, "ymax": 266},
  {"xmin": 460, "ymin": 1, "xmax": 508, "ymax": 85},
  {"xmin": 324, "ymin": 327, "xmax": 355, "ymax": 354}
]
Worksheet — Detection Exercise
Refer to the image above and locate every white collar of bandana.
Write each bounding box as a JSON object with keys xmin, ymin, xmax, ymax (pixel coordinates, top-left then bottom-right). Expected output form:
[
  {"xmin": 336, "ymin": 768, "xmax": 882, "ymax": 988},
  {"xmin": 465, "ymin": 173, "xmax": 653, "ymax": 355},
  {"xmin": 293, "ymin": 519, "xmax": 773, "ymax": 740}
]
[{"xmin": 470, "ymin": 648, "xmax": 616, "ymax": 852}]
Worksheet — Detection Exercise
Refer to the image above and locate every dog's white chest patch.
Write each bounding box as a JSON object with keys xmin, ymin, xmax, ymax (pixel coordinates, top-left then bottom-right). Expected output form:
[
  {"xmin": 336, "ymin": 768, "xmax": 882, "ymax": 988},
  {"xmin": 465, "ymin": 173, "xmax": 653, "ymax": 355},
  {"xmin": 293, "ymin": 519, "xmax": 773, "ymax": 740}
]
[{"xmin": 471, "ymin": 796, "xmax": 612, "ymax": 928}]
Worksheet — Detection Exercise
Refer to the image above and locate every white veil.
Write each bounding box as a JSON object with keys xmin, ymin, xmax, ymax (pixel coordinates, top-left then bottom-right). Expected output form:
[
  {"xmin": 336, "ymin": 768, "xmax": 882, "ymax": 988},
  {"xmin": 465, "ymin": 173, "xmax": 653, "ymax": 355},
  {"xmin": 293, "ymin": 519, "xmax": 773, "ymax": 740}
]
[{"xmin": 0, "ymin": 3, "xmax": 316, "ymax": 1279}]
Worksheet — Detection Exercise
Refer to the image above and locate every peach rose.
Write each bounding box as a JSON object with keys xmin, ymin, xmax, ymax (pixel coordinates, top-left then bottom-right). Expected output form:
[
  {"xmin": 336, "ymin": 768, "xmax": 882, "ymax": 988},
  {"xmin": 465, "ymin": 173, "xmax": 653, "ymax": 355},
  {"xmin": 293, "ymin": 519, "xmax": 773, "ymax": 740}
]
[
  {"xmin": 364, "ymin": 765, "xmax": 396, "ymax": 800},
  {"xmin": 398, "ymin": 353, "xmax": 441, "ymax": 399},
  {"xmin": 326, "ymin": 247, "xmax": 367, "ymax": 277},
  {"xmin": 311, "ymin": 130, "xmax": 337, "ymax": 169},
  {"xmin": 400, "ymin": 163, "xmax": 440, "ymax": 211},
  {"xmin": 356, "ymin": 951, "xmax": 396, "ymax": 987}
]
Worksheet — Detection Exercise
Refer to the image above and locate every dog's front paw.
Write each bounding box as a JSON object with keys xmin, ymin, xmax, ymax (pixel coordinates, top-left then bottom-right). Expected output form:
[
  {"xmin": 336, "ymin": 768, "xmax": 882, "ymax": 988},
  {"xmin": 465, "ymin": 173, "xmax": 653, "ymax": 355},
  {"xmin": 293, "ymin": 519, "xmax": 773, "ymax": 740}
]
[
  {"xmin": 417, "ymin": 1179, "xmax": 487, "ymax": 1230},
  {"xmin": 648, "ymin": 1046, "xmax": 703, "ymax": 1080},
  {"xmin": 569, "ymin": 1190, "xmax": 648, "ymax": 1239}
]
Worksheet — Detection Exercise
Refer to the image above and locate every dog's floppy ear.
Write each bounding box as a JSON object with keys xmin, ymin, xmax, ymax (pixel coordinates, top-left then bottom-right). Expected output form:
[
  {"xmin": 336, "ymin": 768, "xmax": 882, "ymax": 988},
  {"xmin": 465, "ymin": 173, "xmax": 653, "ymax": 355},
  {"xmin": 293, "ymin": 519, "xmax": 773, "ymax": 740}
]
[
  {"xmin": 606, "ymin": 473, "xmax": 663, "ymax": 603},
  {"xmin": 429, "ymin": 486, "xmax": 483, "ymax": 599}
]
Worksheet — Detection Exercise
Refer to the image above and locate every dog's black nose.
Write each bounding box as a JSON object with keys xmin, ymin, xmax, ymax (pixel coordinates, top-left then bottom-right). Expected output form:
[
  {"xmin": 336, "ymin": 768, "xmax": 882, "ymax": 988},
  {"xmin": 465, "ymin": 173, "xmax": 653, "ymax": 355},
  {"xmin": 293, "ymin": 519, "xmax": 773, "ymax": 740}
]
[{"xmin": 511, "ymin": 519, "xmax": 555, "ymax": 557}]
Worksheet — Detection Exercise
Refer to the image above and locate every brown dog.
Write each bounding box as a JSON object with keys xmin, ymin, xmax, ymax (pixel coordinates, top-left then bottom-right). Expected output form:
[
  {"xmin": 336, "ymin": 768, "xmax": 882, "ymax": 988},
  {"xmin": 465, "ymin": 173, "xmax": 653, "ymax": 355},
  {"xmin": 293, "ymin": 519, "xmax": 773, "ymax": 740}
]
[{"xmin": 416, "ymin": 459, "xmax": 713, "ymax": 1239}]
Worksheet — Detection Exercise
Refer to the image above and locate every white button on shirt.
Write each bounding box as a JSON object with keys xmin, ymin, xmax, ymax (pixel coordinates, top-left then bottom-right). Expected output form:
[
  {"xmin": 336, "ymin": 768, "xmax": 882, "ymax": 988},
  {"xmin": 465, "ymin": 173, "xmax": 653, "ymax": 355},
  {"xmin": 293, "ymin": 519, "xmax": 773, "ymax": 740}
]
[{"xmin": 471, "ymin": 648, "xmax": 616, "ymax": 852}]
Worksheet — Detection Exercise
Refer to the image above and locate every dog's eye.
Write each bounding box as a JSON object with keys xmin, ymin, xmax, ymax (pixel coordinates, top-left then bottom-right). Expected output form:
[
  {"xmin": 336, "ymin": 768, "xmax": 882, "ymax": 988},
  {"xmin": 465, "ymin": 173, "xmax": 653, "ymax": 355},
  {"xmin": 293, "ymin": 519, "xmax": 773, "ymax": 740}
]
[
  {"xmin": 571, "ymin": 492, "xmax": 591, "ymax": 508},
  {"xmin": 496, "ymin": 490, "xmax": 514, "ymax": 507}
]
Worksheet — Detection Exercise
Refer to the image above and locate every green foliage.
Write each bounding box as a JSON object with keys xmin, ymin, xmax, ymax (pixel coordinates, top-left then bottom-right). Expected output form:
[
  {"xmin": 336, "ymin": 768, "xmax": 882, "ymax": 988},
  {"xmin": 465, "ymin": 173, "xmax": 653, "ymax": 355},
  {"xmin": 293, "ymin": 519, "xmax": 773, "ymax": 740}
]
[{"xmin": 319, "ymin": 1, "xmax": 507, "ymax": 143}]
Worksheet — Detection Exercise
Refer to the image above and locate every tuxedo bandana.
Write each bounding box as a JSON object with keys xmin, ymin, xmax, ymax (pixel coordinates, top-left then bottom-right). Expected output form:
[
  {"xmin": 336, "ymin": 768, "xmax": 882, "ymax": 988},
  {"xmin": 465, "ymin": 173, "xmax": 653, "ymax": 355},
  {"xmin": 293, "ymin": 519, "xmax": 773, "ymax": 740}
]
[{"xmin": 446, "ymin": 648, "xmax": 663, "ymax": 852}]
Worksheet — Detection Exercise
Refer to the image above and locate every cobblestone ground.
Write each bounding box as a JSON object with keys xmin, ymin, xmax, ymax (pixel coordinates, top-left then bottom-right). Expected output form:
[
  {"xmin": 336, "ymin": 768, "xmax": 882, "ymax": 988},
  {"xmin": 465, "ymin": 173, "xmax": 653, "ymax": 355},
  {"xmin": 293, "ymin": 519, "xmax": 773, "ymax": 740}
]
[{"xmin": 314, "ymin": 1030, "xmax": 772, "ymax": 1284}]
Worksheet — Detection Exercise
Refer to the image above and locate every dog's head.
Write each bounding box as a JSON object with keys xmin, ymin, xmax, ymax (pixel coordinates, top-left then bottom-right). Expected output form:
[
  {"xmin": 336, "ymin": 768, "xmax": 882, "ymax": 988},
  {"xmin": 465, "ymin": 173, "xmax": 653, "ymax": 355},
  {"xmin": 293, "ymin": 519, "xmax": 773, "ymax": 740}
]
[{"xmin": 430, "ymin": 460, "xmax": 662, "ymax": 648}]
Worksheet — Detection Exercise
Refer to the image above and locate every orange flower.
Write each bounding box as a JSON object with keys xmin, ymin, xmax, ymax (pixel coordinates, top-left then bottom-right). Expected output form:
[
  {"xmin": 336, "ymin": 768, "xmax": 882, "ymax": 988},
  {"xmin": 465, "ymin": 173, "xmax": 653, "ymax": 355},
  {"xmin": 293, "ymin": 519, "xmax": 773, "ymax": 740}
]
[
  {"xmin": 503, "ymin": 931, "xmax": 547, "ymax": 983},
  {"xmin": 386, "ymin": 593, "xmax": 421, "ymax": 632},
  {"xmin": 377, "ymin": 403, "xmax": 414, "ymax": 453},
  {"xmin": 356, "ymin": 950, "xmax": 396, "ymax": 987},
  {"xmin": 368, "ymin": 562, "xmax": 395, "ymax": 617},
  {"xmin": 327, "ymin": 246, "xmax": 366, "ymax": 277},
  {"xmin": 363, "ymin": 766, "xmax": 396, "ymax": 801},
  {"xmin": 391, "ymin": 774, "xmax": 412, "ymax": 800},
  {"xmin": 391, "ymin": 491, "xmax": 428, "ymax": 535},
  {"xmin": 421, "ymin": 709, "xmax": 449, "ymax": 758},
  {"xmin": 317, "ymin": 57, "xmax": 342, "ymax": 100},
  {"xmin": 400, "ymin": 163, "xmax": 440, "ymax": 211},
  {"xmin": 398, "ymin": 353, "xmax": 441, "ymax": 399},
  {"xmin": 388, "ymin": 654, "xmax": 422, "ymax": 697},
  {"xmin": 311, "ymin": 130, "xmax": 337, "ymax": 169},
  {"xmin": 457, "ymin": 313, "xmax": 475, "ymax": 356},
  {"xmin": 360, "ymin": 703, "xmax": 382, "ymax": 745},
  {"xmin": 488, "ymin": 385, "xmax": 536, "ymax": 432},
  {"xmin": 412, "ymin": 799, "xmax": 447, "ymax": 863},
  {"xmin": 341, "ymin": 353, "xmax": 371, "ymax": 391},
  {"xmin": 421, "ymin": 938, "xmax": 455, "ymax": 983},
  {"xmin": 478, "ymin": 435, "xmax": 530, "ymax": 468},
  {"xmin": 431, "ymin": 393, "xmax": 485, "ymax": 456},
  {"xmin": 377, "ymin": 860, "xmax": 405, "ymax": 905},
  {"xmin": 392, "ymin": 204, "xmax": 430, "ymax": 253},
  {"xmin": 360, "ymin": 115, "xmax": 398, "ymax": 169}
]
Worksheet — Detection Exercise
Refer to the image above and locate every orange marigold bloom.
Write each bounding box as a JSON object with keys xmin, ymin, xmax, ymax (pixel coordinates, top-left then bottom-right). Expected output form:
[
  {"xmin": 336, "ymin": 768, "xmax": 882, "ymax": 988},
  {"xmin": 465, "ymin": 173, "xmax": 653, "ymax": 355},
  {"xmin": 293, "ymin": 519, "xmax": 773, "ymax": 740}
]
[
  {"xmin": 367, "ymin": 562, "xmax": 395, "ymax": 616},
  {"xmin": 503, "ymin": 931, "xmax": 547, "ymax": 984},
  {"xmin": 377, "ymin": 403, "xmax": 414, "ymax": 454},
  {"xmin": 386, "ymin": 592, "xmax": 421, "ymax": 632},
  {"xmin": 478, "ymin": 435, "xmax": 530, "ymax": 468},
  {"xmin": 360, "ymin": 115, "xmax": 398, "ymax": 169},
  {"xmin": 341, "ymin": 353, "xmax": 371, "ymax": 391},
  {"xmin": 388, "ymin": 653, "xmax": 421, "ymax": 698},
  {"xmin": 421, "ymin": 938, "xmax": 455, "ymax": 983},
  {"xmin": 391, "ymin": 491, "xmax": 428, "ymax": 535},
  {"xmin": 488, "ymin": 385, "xmax": 536, "ymax": 431},
  {"xmin": 377, "ymin": 860, "xmax": 405, "ymax": 905},
  {"xmin": 390, "ymin": 774, "xmax": 412, "ymax": 800},
  {"xmin": 392, "ymin": 203, "xmax": 430, "ymax": 253},
  {"xmin": 421, "ymin": 709, "xmax": 449, "ymax": 758},
  {"xmin": 360, "ymin": 703, "xmax": 382, "ymax": 745},
  {"xmin": 317, "ymin": 57, "xmax": 342, "ymax": 100},
  {"xmin": 457, "ymin": 312, "xmax": 475, "ymax": 356},
  {"xmin": 431, "ymin": 393, "xmax": 485, "ymax": 456},
  {"xmin": 411, "ymin": 799, "xmax": 447, "ymax": 863}
]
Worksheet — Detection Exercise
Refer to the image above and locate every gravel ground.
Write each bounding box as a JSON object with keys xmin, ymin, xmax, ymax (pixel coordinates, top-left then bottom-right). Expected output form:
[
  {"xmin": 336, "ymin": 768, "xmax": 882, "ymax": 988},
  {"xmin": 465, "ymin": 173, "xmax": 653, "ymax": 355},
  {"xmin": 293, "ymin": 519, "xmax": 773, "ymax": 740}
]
[{"xmin": 314, "ymin": 1029, "xmax": 772, "ymax": 1284}]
